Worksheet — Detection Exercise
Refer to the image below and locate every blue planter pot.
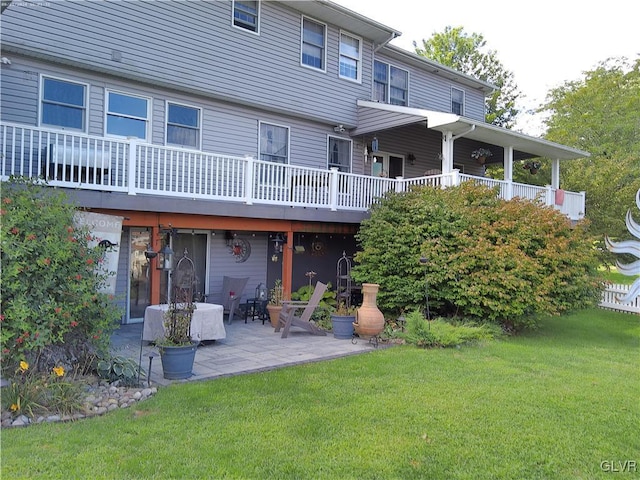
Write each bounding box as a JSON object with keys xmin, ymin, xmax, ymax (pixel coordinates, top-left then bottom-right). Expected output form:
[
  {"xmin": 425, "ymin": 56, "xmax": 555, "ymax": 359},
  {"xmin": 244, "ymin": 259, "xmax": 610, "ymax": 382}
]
[
  {"xmin": 159, "ymin": 342, "xmax": 197, "ymax": 379},
  {"xmin": 331, "ymin": 315, "xmax": 355, "ymax": 339}
]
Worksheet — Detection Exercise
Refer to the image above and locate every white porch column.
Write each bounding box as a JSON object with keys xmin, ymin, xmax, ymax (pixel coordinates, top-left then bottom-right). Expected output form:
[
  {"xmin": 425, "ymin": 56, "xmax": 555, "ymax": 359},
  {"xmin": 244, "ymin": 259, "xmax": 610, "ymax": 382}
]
[
  {"xmin": 441, "ymin": 131, "xmax": 453, "ymax": 173},
  {"xmin": 551, "ymin": 158, "xmax": 560, "ymax": 189},
  {"xmin": 504, "ymin": 145, "xmax": 513, "ymax": 200}
]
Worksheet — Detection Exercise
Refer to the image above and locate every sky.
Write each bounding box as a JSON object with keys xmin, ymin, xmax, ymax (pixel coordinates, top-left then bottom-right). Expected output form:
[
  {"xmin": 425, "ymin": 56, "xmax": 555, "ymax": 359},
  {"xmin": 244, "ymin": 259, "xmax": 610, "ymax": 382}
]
[{"xmin": 332, "ymin": 0, "xmax": 638, "ymax": 135}]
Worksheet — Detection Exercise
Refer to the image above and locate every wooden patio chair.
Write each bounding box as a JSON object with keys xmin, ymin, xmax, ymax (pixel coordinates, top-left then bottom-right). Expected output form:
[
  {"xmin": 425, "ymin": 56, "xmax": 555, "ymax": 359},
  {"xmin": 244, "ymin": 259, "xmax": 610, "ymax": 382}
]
[
  {"xmin": 206, "ymin": 276, "xmax": 249, "ymax": 324},
  {"xmin": 275, "ymin": 281, "xmax": 328, "ymax": 338}
]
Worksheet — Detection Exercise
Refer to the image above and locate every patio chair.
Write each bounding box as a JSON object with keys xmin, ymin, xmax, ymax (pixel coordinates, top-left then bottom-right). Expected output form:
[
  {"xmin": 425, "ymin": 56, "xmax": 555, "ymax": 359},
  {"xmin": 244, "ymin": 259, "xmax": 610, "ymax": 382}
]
[
  {"xmin": 206, "ymin": 276, "xmax": 249, "ymax": 324},
  {"xmin": 275, "ymin": 281, "xmax": 328, "ymax": 338}
]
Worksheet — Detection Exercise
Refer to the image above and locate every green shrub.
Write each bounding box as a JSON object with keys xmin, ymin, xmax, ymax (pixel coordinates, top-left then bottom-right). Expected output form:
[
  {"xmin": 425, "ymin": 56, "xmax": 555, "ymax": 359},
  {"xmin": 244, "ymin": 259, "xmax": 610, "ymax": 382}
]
[
  {"xmin": 97, "ymin": 355, "xmax": 144, "ymax": 386},
  {"xmin": 291, "ymin": 282, "xmax": 336, "ymax": 326},
  {"xmin": 402, "ymin": 310, "xmax": 501, "ymax": 348},
  {"xmin": 352, "ymin": 182, "xmax": 604, "ymax": 331},
  {"xmin": 1, "ymin": 177, "xmax": 122, "ymax": 376}
]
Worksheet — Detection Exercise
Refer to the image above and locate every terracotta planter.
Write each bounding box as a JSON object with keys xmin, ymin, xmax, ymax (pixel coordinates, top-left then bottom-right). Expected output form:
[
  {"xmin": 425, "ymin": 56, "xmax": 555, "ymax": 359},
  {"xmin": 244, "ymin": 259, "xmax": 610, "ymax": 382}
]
[
  {"xmin": 476, "ymin": 156, "xmax": 486, "ymax": 165},
  {"xmin": 266, "ymin": 304, "xmax": 283, "ymax": 328},
  {"xmin": 353, "ymin": 283, "xmax": 384, "ymax": 337}
]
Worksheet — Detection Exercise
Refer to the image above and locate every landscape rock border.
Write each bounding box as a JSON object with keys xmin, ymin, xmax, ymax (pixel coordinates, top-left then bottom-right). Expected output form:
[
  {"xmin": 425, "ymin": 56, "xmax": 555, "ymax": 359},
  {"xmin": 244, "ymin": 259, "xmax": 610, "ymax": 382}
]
[{"xmin": 1, "ymin": 377, "xmax": 158, "ymax": 429}]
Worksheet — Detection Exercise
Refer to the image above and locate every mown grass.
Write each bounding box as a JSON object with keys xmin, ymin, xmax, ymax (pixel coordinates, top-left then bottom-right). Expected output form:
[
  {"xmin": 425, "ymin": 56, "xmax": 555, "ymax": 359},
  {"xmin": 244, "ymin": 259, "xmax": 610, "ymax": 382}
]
[{"xmin": 2, "ymin": 309, "xmax": 638, "ymax": 479}]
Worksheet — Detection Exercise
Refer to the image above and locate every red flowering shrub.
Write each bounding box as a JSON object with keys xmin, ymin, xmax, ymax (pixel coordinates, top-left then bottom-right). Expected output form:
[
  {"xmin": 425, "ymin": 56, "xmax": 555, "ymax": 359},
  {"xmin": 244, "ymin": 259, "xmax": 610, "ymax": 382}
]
[{"xmin": 1, "ymin": 177, "xmax": 122, "ymax": 375}]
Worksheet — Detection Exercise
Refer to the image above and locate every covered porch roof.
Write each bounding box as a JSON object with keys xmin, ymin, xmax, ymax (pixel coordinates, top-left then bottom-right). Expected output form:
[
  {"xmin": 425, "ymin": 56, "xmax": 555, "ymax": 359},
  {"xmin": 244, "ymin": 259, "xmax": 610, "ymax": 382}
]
[{"xmin": 353, "ymin": 100, "xmax": 590, "ymax": 161}]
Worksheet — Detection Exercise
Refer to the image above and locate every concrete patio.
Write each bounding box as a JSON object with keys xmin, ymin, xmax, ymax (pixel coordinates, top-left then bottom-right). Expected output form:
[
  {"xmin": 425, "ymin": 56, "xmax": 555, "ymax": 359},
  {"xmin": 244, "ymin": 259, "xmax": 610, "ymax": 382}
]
[{"xmin": 111, "ymin": 318, "xmax": 380, "ymax": 387}]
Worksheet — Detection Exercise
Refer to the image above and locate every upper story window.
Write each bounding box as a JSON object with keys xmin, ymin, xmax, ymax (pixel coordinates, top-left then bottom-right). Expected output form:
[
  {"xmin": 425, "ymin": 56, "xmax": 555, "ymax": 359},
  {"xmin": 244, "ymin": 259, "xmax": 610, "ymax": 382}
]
[
  {"xmin": 259, "ymin": 122, "xmax": 289, "ymax": 164},
  {"xmin": 339, "ymin": 32, "xmax": 362, "ymax": 82},
  {"xmin": 374, "ymin": 61, "xmax": 409, "ymax": 106},
  {"xmin": 451, "ymin": 87, "xmax": 464, "ymax": 115},
  {"xmin": 106, "ymin": 91, "xmax": 149, "ymax": 140},
  {"xmin": 233, "ymin": 0, "xmax": 259, "ymax": 33},
  {"xmin": 328, "ymin": 136, "xmax": 351, "ymax": 173},
  {"xmin": 166, "ymin": 102, "xmax": 201, "ymax": 149},
  {"xmin": 301, "ymin": 17, "xmax": 326, "ymax": 71},
  {"xmin": 40, "ymin": 76, "xmax": 87, "ymax": 131}
]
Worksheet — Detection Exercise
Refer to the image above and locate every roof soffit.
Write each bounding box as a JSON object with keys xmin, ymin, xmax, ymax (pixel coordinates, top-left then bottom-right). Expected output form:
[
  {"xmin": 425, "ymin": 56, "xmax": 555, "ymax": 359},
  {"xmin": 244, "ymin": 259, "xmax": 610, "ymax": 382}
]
[{"xmin": 355, "ymin": 101, "xmax": 590, "ymax": 160}]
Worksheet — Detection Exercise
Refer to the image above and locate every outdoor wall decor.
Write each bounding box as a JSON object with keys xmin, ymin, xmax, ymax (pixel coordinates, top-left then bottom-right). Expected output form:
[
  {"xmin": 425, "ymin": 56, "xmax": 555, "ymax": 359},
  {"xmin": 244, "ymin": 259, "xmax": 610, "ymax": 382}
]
[
  {"xmin": 605, "ymin": 188, "xmax": 640, "ymax": 302},
  {"xmin": 230, "ymin": 237, "xmax": 251, "ymax": 263}
]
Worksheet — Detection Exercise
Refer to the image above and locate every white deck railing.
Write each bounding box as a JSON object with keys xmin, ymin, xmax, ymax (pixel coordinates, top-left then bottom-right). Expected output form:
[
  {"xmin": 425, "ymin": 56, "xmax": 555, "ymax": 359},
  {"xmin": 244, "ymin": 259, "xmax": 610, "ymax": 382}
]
[{"xmin": 1, "ymin": 122, "xmax": 585, "ymax": 218}]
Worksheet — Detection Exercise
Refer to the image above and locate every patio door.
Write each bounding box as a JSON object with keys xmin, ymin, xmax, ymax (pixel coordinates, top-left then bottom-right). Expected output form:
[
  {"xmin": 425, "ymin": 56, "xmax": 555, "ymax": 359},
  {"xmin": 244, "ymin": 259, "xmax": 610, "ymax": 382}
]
[
  {"xmin": 371, "ymin": 153, "xmax": 404, "ymax": 178},
  {"xmin": 159, "ymin": 231, "xmax": 209, "ymax": 303},
  {"xmin": 129, "ymin": 229, "xmax": 152, "ymax": 322}
]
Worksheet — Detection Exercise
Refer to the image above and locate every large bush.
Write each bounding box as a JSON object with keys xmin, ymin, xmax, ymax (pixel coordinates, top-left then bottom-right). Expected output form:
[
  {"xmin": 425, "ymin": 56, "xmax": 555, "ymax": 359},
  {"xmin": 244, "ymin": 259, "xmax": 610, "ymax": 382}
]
[
  {"xmin": 1, "ymin": 178, "xmax": 122, "ymax": 375},
  {"xmin": 351, "ymin": 182, "xmax": 604, "ymax": 331}
]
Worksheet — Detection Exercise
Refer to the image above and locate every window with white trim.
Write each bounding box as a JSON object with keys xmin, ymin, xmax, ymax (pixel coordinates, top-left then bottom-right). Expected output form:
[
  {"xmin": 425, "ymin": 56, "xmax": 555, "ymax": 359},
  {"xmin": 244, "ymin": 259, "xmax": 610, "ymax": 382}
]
[
  {"xmin": 339, "ymin": 32, "xmax": 361, "ymax": 82},
  {"xmin": 451, "ymin": 87, "xmax": 464, "ymax": 115},
  {"xmin": 40, "ymin": 76, "xmax": 87, "ymax": 131},
  {"xmin": 259, "ymin": 122, "xmax": 289, "ymax": 164},
  {"xmin": 328, "ymin": 136, "xmax": 351, "ymax": 173},
  {"xmin": 301, "ymin": 17, "xmax": 326, "ymax": 71},
  {"xmin": 106, "ymin": 91, "xmax": 149, "ymax": 140},
  {"xmin": 166, "ymin": 102, "xmax": 201, "ymax": 149},
  {"xmin": 374, "ymin": 61, "xmax": 408, "ymax": 106},
  {"xmin": 233, "ymin": 0, "xmax": 259, "ymax": 33}
]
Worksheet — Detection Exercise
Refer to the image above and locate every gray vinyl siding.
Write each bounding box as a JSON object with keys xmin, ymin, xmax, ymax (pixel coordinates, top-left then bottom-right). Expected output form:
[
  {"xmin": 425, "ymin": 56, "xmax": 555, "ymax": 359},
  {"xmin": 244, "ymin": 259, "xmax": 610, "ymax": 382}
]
[
  {"xmin": 374, "ymin": 51, "xmax": 486, "ymax": 122},
  {"xmin": 1, "ymin": 1, "xmax": 373, "ymax": 127},
  {"xmin": 206, "ymin": 233, "xmax": 269, "ymax": 306},
  {"xmin": 0, "ymin": 68, "xmax": 39, "ymax": 125},
  {"xmin": 0, "ymin": 55, "xmax": 356, "ymax": 172}
]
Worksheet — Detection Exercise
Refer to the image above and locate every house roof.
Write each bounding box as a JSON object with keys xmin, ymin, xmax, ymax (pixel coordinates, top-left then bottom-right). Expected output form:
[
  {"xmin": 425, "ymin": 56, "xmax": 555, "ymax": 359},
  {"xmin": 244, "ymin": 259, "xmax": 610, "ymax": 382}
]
[
  {"xmin": 353, "ymin": 101, "xmax": 591, "ymax": 160},
  {"xmin": 288, "ymin": 1, "xmax": 402, "ymax": 47}
]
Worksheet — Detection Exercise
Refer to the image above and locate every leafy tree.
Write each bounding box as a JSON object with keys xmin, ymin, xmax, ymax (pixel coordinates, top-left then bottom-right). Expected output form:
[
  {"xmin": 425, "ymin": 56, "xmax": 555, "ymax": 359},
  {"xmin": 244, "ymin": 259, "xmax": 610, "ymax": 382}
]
[
  {"xmin": 413, "ymin": 26, "xmax": 520, "ymax": 128},
  {"xmin": 1, "ymin": 178, "xmax": 122, "ymax": 376},
  {"xmin": 351, "ymin": 182, "xmax": 603, "ymax": 331},
  {"xmin": 540, "ymin": 57, "xmax": 640, "ymax": 243}
]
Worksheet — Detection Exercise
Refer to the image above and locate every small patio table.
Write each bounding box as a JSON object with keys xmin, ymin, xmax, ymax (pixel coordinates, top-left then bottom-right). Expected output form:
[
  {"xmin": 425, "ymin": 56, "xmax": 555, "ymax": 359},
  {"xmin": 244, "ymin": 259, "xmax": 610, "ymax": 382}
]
[{"xmin": 142, "ymin": 302, "xmax": 225, "ymax": 342}]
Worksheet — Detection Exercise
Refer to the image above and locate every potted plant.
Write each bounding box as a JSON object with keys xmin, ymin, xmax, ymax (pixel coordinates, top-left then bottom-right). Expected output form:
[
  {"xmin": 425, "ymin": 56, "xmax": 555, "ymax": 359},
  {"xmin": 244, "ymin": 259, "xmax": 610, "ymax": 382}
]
[
  {"xmin": 524, "ymin": 161, "xmax": 541, "ymax": 174},
  {"xmin": 330, "ymin": 300, "xmax": 357, "ymax": 339},
  {"xmin": 266, "ymin": 279, "xmax": 284, "ymax": 328},
  {"xmin": 471, "ymin": 148, "xmax": 493, "ymax": 165},
  {"xmin": 157, "ymin": 300, "xmax": 198, "ymax": 380}
]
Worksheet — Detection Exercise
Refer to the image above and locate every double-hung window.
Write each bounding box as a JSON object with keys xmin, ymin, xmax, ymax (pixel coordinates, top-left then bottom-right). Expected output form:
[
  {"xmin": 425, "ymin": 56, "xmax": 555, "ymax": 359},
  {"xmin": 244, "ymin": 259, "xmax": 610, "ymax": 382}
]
[
  {"xmin": 301, "ymin": 17, "xmax": 326, "ymax": 71},
  {"xmin": 40, "ymin": 76, "xmax": 87, "ymax": 131},
  {"xmin": 259, "ymin": 122, "xmax": 289, "ymax": 164},
  {"xmin": 373, "ymin": 61, "xmax": 408, "ymax": 106},
  {"xmin": 328, "ymin": 136, "xmax": 351, "ymax": 173},
  {"xmin": 339, "ymin": 32, "xmax": 361, "ymax": 82},
  {"xmin": 390, "ymin": 66, "xmax": 408, "ymax": 105},
  {"xmin": 106, "ymin": 91, "xmax": 149, "ymax": 140},
  {"xmin": 233, "ymin": 0, "xmax": 259, "ymax": 33},
  {"xmin": 166, "ymin": 102, "xmax": 201, "ymax": 149},
  {"xmin": 451, "ymin": 87, "xmax": 464, "ymax": 115}
]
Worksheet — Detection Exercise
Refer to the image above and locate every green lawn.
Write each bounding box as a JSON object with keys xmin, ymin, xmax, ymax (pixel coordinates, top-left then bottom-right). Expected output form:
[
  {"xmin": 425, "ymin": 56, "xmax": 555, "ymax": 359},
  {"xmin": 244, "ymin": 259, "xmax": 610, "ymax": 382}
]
[{"xmin": 2, "ymin": 309, "xmax": 638, "ymax": 479}]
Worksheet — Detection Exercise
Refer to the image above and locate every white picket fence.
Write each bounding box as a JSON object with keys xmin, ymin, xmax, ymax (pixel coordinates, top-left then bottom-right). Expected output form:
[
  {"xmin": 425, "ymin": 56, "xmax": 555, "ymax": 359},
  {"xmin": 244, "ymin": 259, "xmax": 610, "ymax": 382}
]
[{"xmin": 599, "ymin": 284, "xmax": 640, "ymax": 314}]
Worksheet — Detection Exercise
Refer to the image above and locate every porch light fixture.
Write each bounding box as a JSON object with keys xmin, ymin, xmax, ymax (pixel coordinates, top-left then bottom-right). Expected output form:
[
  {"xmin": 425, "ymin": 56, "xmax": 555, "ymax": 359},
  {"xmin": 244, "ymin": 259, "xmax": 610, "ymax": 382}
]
[
  {"xmin": 272, "ymin": 233, "xmax": 286, "ymax": 253},
  {"xmin": 407, "ymin": 153, "xmax": 416, "ymax": 165},
  {"xmin": 157, "ymin": 230, "xmax": 174, "ymax": 271},
  {"xmin": 333, "ymin": 124, "xmax": 346, "ymax": 133},
  {"xmin": 371, "ymin": 136, "xmax": 379, "ymax": 152}
]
